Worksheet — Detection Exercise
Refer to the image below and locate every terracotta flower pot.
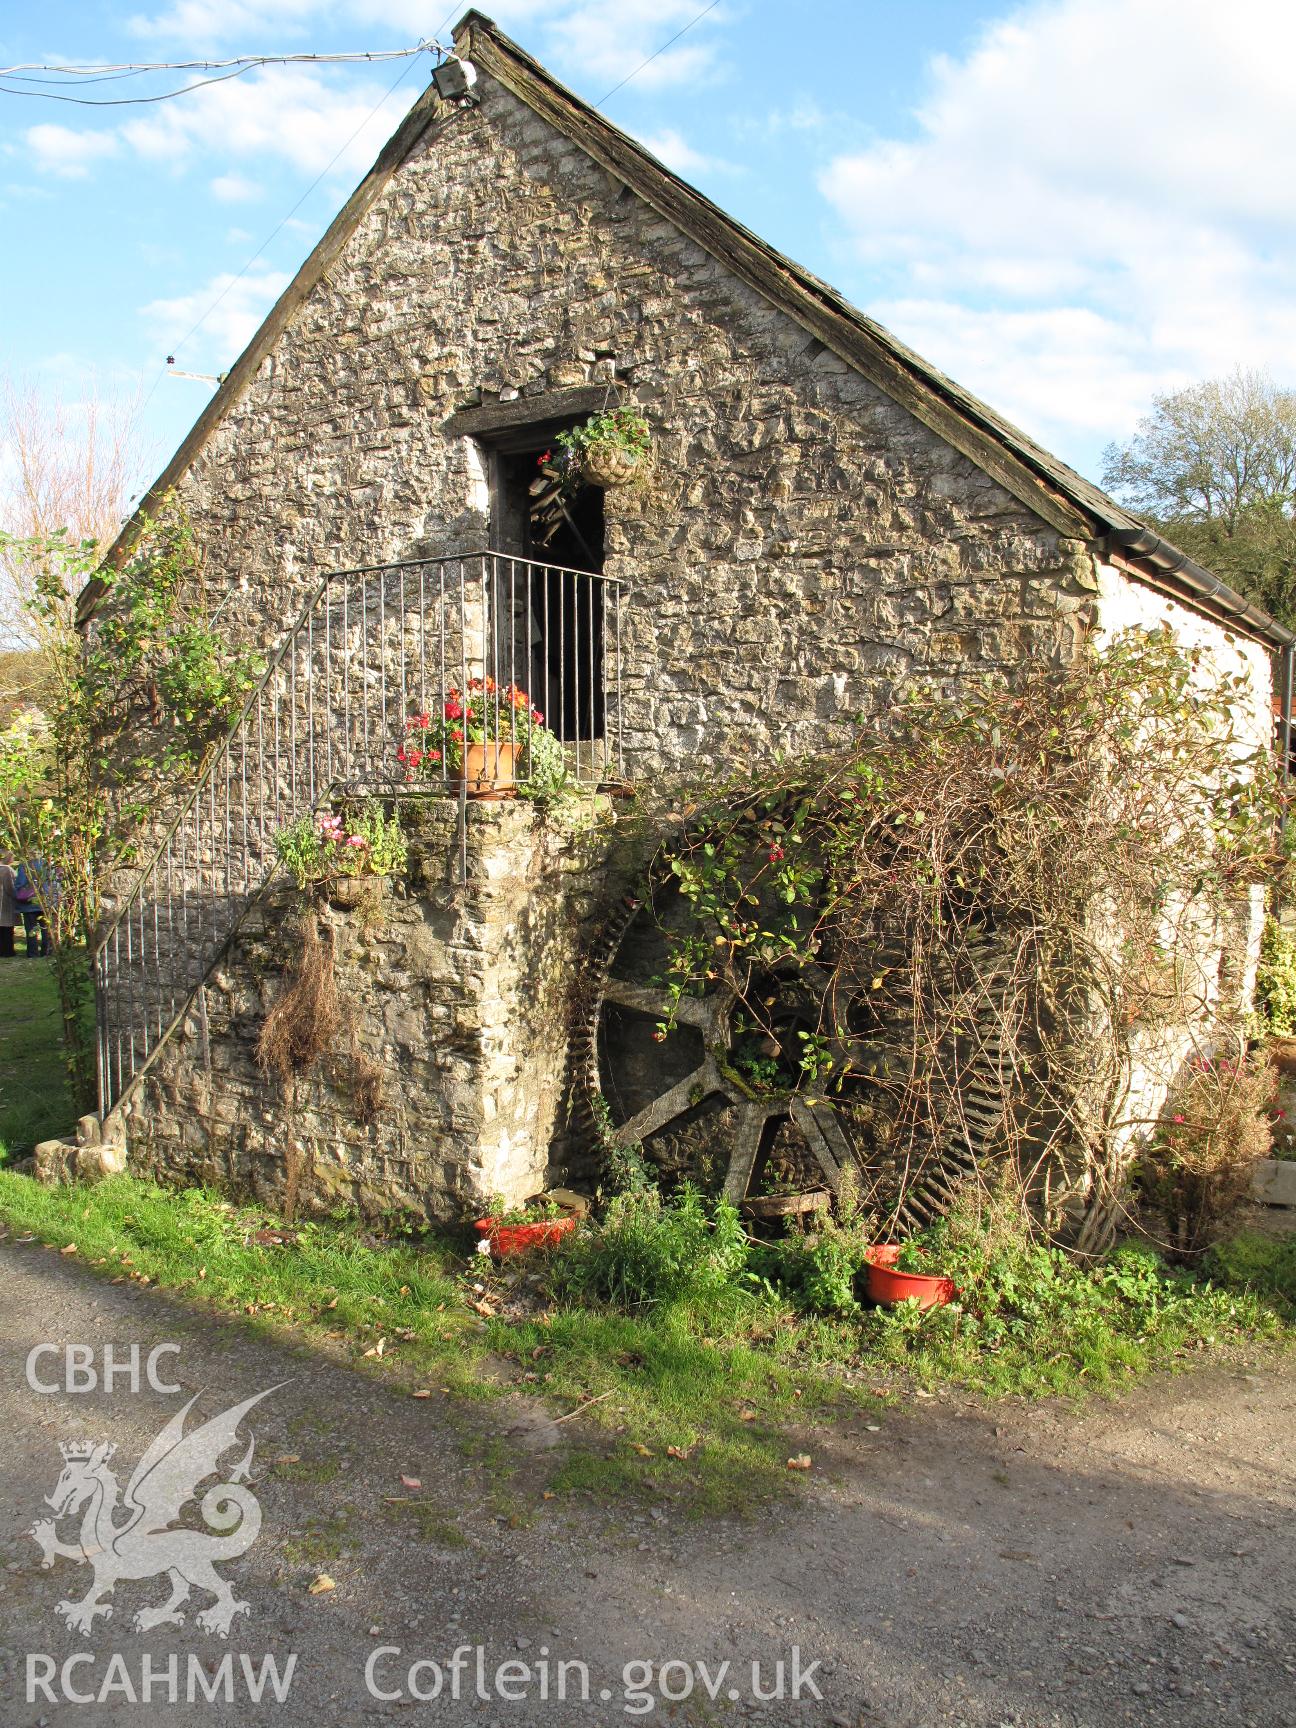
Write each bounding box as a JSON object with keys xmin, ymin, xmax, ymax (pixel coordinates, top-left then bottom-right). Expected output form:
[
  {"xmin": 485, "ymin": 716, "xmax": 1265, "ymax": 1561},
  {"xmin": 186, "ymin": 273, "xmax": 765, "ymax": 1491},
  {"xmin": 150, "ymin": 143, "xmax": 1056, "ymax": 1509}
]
[
  {"xmin": 458, "ymin": 741, "xmax": 518, "ymax": 800},
  {"xmin": 474, "ymin": 1215, "xmax": 576, "ymax": 1257},
  {"xmin": 579, "ymin": 443, "xmax": 643, "ymax": 489},
  {"xmin": 864, "ymin": 1246, "xmax": 954, "ymax": 1310}
]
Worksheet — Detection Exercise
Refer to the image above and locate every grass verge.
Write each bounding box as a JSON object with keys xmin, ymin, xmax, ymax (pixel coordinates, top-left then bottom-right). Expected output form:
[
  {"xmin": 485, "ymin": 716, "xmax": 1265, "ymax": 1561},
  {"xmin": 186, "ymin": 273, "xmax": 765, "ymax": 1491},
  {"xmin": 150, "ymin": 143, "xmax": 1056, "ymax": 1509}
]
[
  {"xmin": 0, "ymin": 956, "xmax": 84, "ymax": 1159},
  {"xmin": 0, "ymin": 1171, "xmax": 1289, "ymax": 1515},
  {"xmin": 0, "ymin": 1174, "xmax": 862, "ymax": 1512}
]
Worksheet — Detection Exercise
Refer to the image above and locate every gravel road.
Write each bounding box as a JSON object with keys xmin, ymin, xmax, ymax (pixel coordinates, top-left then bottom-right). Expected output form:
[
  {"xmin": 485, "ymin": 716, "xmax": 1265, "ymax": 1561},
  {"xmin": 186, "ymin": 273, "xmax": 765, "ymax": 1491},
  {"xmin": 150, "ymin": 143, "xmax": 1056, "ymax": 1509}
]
[{"xmin": 0, "ymin": 1236, "xmax": 1291, "ymax": 1728}]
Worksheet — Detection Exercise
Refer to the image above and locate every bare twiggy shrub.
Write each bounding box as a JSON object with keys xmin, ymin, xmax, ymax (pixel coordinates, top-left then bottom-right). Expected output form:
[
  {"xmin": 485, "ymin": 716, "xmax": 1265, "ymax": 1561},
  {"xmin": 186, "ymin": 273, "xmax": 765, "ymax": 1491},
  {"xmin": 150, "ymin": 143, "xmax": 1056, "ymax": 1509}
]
[
  {"xmin": 0, "ymin": 374, "xmax": 146, "ymax": 645},
  {"xmin": 257, "ymin": 917, "xmax": 339, "ymax": 1082},
  {"xmin": 1141, "ymin": 1047, "xmax": 1274, "ymax": 1254},
  {"xmin": 640, "ymin": 629, "xmax": 1278, "ymax": 1248}
]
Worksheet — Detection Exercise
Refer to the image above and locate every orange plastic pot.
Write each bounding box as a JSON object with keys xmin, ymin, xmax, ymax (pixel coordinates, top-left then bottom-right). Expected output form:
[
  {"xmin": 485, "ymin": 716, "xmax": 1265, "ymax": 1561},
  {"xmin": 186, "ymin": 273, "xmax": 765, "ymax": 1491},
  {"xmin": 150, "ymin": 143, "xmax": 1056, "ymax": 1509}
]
[
  {"xmin": 864, "ymin": 1247, "xmax": 955, "ymax": 1310},
  {"xmin": 474, "ymin": 1215, "xmax": 576, "ymax": 1257}
]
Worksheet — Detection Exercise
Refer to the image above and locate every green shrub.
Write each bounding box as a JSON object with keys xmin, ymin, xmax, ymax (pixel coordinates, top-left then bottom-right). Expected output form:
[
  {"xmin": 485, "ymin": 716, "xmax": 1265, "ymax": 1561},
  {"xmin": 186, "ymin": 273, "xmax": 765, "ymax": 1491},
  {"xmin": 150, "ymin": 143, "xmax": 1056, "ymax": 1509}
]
[
  {"xmin": 1202, "ymin": 1231, "xmax": 1296, "ymax": 1308},
  {"xmin": 1256, "ymin": 916, "xmax": 1296, "ymax": 1035},
  {"xmin": 748, "ymin": 1221, "xmax": 870, "ymax": 1315},
  {"xmin": 273, "ymin": 802, "xmax": 407, "ymax": 889},
  {"xmin": 550, "ymin": 1184, "xmax": 747, "ymax": 1312},
  {"xmin": 852, "ymin": 1180, "xmax": 1284, "ymax": 1394}
]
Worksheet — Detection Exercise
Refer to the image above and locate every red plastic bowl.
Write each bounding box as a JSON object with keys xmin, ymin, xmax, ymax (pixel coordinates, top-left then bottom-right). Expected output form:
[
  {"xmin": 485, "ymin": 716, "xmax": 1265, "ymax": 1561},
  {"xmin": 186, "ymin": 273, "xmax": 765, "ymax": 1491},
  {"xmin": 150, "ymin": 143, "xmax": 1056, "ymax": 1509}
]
[
  {"xmin": 474, "ymin": 1215, "xmax": 576, "ymax": 1257},
  {"xmin": 864, "ymin": 1244, "xmax": 902, "ymax": 1268},
  {"xmin": 864, "ymin": 1250, "xmax": 955, "ymax": 1310}
]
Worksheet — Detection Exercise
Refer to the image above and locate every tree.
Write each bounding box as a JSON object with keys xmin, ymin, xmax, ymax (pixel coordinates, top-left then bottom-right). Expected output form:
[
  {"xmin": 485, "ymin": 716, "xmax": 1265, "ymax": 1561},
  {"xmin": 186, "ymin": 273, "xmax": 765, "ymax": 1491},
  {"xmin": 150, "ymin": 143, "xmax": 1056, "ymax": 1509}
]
[
  {"xmin": 1102, "ymin": 370, "xmax": 1296, "ymax": 629},
  {"xmin": 0, "ymin": 380, "xmax": 255, "ymax": 1116},
  {"xmin": 0, "ymin": 374, "xmax": 144, "ymax": 648}
]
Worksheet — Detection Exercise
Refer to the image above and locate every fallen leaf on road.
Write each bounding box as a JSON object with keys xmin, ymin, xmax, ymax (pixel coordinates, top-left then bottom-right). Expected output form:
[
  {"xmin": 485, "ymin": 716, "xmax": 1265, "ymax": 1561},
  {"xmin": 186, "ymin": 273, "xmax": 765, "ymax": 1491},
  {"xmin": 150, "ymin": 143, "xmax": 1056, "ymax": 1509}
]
[
  {"xmin": 411, "ymin": 1389, "xmax": 432, "ymax": 1400},
  {"xmin": 786, "ymin": 1454, "xmax": 812, "ymax": 1471},
  {"xmin": 307, "ymin": 1574, "xmax": 336, "ymax": 1595},
  {"xmin": 400, "ymin": 1475, "xmax": 422, "ymax": 1490},
  {"xmin": 60, "ymin": 1244, "xmax": 77, "ymax": 1255}
]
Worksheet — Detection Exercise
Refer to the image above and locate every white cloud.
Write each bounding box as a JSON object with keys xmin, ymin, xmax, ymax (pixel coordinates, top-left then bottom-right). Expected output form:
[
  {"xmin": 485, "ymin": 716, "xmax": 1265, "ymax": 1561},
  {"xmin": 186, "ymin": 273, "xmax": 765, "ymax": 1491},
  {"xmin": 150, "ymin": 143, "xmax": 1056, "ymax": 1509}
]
[
  {"xmin": 636, "ymin": 128, "xmax": 737, "ymax": 180},
  {"xmin": 341, "ymin": 0, "xmax": 728, "ymax": 90},
  {"xmin": 129, "ymin": 0, "xmax": 331, "ymax": 43},
  {"xmin": 26, "ymin": 124, "xmax": 120, "ymax": 179},
  {"xmin": 140, "ymin": 268, "xmax": 291, "ymax": 365},
  {"xmin": 210, "ymin": 172, "xmax": 263, "ymax": 203},
  {"xmin": 539, "ymin": 1, "xmax": 725, "ymax": 94},
  {"xmin": 817, "ymin": 0, "xmax": 1296, "ymax": 464},
  {"xmin": 129, "ymin": 0, "xmax": 729, "ymax": 95},
  {"xmin": 121, "ymin": 64, "xmax": 416, "ymax": 178}
]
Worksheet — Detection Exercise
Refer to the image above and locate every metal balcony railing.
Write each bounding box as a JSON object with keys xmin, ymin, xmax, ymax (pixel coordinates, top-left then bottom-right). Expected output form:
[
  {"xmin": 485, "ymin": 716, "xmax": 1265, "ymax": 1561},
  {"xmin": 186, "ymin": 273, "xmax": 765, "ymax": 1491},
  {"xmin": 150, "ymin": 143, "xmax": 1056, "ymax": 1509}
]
[{"xmin": 93, "ymin": 550, "xmax": 623, "ymax": 1116}]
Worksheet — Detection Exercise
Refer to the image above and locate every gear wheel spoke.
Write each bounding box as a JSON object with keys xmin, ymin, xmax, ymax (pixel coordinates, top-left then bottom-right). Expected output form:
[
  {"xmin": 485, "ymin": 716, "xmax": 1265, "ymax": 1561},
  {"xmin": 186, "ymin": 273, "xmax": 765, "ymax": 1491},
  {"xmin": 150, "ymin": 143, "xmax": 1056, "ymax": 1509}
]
[
  {"xmin": 617, "ymin": 1058, "xmax": 724, "ymax": 1146},
  {"xmin": 721, "ymin": 1100, "xmax": 780, "ymax": 1203},
  {"xmin": 789, "ymin": 1093, "xmax": 847, "ymax": 1189},
  {"xmin": 583, "ymin": 883, "xmax": 863, "ymax": 1204},
  {"xmin": 602, "ymin": 977, "xmax": 717, "ymax": 1031}
]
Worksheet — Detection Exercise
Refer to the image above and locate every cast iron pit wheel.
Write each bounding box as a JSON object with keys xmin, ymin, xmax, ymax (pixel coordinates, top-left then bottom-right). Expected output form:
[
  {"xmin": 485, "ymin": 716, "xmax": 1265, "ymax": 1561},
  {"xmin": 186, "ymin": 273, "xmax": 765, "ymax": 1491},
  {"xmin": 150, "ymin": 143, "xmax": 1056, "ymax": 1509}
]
[{"xmin": 586, "ymin": 891, "xmax": 859, "ymax": 1204}]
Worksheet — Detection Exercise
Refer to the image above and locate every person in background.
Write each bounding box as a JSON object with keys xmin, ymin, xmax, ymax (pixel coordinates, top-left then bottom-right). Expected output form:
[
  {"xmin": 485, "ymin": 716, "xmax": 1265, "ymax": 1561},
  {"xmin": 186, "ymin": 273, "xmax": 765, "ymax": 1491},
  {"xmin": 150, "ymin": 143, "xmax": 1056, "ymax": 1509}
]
[
  {"xmin": 0, "ymin": 853, "xmax": 16, "ymax": 958},
  {"xmin": 14, "ymin": 858, "xmax": 48, "ymax": 957}
]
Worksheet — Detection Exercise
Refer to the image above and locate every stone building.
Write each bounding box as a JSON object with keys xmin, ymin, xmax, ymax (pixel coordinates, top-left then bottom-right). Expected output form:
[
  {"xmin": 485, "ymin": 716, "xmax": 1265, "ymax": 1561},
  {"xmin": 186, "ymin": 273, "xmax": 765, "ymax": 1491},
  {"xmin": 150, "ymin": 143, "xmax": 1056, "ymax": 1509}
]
[{"xmin": 79, "ymin": 12, "xmax": 1292, "ymax": 1222}]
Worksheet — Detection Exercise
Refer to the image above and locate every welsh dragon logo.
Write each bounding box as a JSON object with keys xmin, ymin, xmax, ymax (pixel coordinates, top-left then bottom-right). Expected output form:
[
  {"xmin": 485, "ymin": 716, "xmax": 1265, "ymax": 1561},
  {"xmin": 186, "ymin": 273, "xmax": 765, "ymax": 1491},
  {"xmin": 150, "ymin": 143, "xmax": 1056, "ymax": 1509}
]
[{"xmin": 29, "ymin": 1385, "xmax": 279, "ymax": 1637}]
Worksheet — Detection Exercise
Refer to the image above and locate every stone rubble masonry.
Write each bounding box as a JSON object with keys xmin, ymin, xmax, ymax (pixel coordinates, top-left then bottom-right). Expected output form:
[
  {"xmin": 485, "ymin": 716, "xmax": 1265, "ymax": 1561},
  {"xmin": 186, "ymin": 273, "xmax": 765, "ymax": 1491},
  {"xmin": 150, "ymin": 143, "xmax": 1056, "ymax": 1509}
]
[
  {"xmin": 165, "ymin": 66, "xmax": 1098, "ymax": 784},
  {"xmin": 93, "ymin": 63, "xmax": 1272, "ymax": 1214},
  {"xmin": 123, "ymin": 801, "xmax": 624, "ymax": 1220}
]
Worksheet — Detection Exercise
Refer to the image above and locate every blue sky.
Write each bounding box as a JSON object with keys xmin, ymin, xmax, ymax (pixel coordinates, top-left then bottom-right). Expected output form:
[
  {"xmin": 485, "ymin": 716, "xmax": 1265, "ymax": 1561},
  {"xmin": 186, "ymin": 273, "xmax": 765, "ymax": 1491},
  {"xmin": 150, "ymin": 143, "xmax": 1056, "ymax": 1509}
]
[{"xmin": 2, "ymin": 0, "xmax": 1293, "ymax": 508}]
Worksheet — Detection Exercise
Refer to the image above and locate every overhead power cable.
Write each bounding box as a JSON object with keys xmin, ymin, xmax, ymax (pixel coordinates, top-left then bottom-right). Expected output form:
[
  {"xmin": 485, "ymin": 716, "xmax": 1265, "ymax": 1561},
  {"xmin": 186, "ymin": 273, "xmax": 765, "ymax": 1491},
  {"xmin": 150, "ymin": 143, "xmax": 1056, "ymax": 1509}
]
[
  {"xmin": 140, "ymin": 43, "xmax": 429, "ymax": 410},
  {"xmin": 594, "ymin": 0, "xmax": 724, "ymax": 106},
  {"xmin": 0, "ymin": 43, "xmax": 437, "ymax": 106}
]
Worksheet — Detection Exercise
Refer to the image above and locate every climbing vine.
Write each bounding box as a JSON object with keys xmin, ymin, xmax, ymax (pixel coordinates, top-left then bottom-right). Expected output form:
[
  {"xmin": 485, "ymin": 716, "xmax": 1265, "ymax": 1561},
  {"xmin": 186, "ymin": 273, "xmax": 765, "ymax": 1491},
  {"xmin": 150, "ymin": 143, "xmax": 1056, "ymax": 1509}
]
[
  {"xmin": 0, "ymin": 496, "xmax": 264, "ymax": 1106},
  {"xmin": 637, "ymin": 628, "xmax": 1280, "ymax": 1247}
]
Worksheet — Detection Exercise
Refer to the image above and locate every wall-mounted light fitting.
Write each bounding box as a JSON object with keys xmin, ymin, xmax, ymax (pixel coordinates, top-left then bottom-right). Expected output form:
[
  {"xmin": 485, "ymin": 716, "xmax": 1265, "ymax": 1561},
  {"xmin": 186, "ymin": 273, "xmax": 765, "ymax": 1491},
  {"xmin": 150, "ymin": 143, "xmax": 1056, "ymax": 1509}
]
[{"xmin": 432, "ymin": 56, "xmax": 479, "ymax": 105}]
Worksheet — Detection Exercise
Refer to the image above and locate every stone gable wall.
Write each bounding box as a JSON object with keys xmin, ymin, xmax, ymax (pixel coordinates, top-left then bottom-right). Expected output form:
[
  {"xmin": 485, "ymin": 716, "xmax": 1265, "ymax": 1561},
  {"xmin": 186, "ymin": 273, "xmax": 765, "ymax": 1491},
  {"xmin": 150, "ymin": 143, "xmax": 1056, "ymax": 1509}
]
[
  {"xmin": 164, "ymin": 68, "xmax": 1097, "ymax": 783},
  {"xmin": 99, "ymin": 68, "xmax": 1275, "ymax": 1220}
]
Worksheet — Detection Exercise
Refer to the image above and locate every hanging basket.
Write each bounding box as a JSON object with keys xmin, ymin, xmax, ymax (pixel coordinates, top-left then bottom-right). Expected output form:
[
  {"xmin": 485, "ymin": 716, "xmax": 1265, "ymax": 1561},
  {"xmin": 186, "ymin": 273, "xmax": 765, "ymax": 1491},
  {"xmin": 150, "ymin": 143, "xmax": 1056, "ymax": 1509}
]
[
  {"xmin": 579, "ymin": 443, "xmax": 644, "ymax": 489},
  {"xmin": 325, "ymin": 873, "xmax": 386, "ymax": 910}
]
